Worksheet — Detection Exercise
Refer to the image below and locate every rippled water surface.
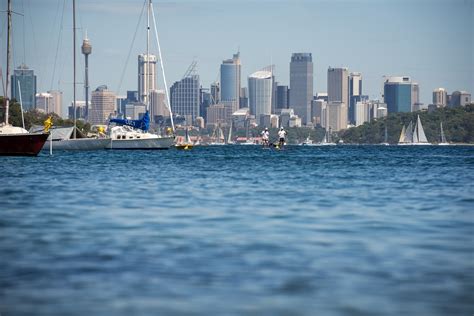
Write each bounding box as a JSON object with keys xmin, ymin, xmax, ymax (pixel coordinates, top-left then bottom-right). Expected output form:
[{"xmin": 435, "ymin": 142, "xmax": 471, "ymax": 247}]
[{"xmin": 1, "ymin": 145, "xmax": 473, "ymax": 315}]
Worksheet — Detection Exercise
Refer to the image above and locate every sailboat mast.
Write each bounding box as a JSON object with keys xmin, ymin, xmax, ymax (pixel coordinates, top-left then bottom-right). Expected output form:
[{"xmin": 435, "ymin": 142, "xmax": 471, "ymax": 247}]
[
  {"xmin": 146, "ymin": 0, "xmax": 150, "ymax": 111},
  {"xmin": 4, "ymin": 0, "xmax": 12, "ymax": 125},
  {"xmin": 73, "ymin": 0, "xmax": 77, "ymax": 139}
]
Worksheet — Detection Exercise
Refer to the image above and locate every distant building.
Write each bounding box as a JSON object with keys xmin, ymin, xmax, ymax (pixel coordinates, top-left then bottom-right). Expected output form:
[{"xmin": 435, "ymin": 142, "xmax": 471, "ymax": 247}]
[
  {"xmin": 279, "ymin": 108, "xmax": 295, "ymax": 128},
  {"xmin": 315, "ymin": 92, "xmax": 328, "ymax": 102},
  {"xmin": 125, "ymin": 103, "xmax": 146, "ymax": 120},
  {"xmin": 311, "ymin": 99, "xmax": 327, "ymax": 127},
  {"xmin": 433, "ymin": 88, "xmax": 447, "ymax": 107},
  {"xmin": 11, "ymin": 64, "xmax": 36, "ymax": 110},
  {"xmin": 150, "ymin": 89, "xmax": 169, "ymax": 121},
  {"xmin": 355, "ymin": 100, "xmax": 387, "ymax": 126},
  {"xmin": 206, "ymin": 103, "xmax": 227, "ymax": 127},
  {"xmin": 220, "ymin": 52, "xmax": 241, "ymax": 112},
  {"xmin": 116, "ymin": 95, "xmax": 127, "ymax": 114},
  {"xmin": 68, "ymin": 101, "xmax": 87, "ymax": 121},
  {"xmin": 328, "ymin": 67, "xmax": 349, "ymax": 115},
  {"xmin": 35, "ymin": 91, "xmax": 62, "ymax": 116},
  {"xmin": 289, "ymin": 115, "xmax": 302, "ymax": 128},
  {"xmin": 90, "ymin": 85, "xmax": 116, "ymax": 125},
  {"xmin": 276, "ymin": 84, "xmax": 289, "ymax": 110},
  {"xmin": 289, "ymin": 53, "xmax": 313, "ymax": 125},
  {"xmin": 260, "ymin": 114, "xmax": 279, "ymax": 128},
  {"xmin": 348, "ymin": 72, "xmax": 362, "ymax": 124},
  {"xmin": 200, "ymin": 88, "xmax": 211, "ymax": 120},
  {"xmin": 449, "ymin": 91, "xmax": 471, "ymax": 107},
  {"xmin": 239, "ymin": 87, "xmax": 249, "ymax": 108},
  {"xmin": 170, "ymin": 68, "xmax": 200, "ymax": 125},
  {"xmin": 232, "ymin": 107, "xmax": 250, "ymax": 129},
  {"xmin": 326, "ymin": 101, "xmax": 347, "ymax": 132},
  {"xmin": 138, "ymin": 54, "xmax": 157, "ymax": 104},
  {"xmin": 210, "ymin": 82, "xmax": 220, "ymax": 104},
  {"xmin": 384, "ymin": 76, "xmax": 414, "ymax": 113},
  {"xmin": 411, "ymin": 82, "xmax": 420, "ymax": 111},
  {"xmin": 195, "ymin": 116, "xmax": 205, "ymax": 129},
  {"xmin": 248, "ymin": 69, "xmax": 273, "ymax": 124}
]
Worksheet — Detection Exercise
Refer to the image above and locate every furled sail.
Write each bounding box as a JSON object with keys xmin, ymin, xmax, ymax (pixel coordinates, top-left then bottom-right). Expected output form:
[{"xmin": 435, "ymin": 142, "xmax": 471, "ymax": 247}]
[{"xmin": 110, "ymin": 111, "xmax": 150, "ymax": 131}]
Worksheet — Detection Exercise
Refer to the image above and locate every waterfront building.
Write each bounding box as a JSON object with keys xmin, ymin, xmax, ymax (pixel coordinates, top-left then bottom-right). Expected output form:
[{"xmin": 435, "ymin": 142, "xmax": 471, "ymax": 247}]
[
  {"xmin": 433, "ymin": 88, "xmax": 447, "ymax": 107},
  {"xmin": 138, "ymin": 54, "xmax": 157, "ymax": 105},
  {"xmin": 170, "ymin": 65, "xmax": 200, "ymax": 125},
  {"xmin": 248, "ymin": 69, "xmax": 273, "ymax": 123},
  {"xmin": 326, "ymin": 101, "xmax": 347, "ymax": 132},
  {"xmin": 349, "ymin": 72, "xmax": 362, "ymax": 124},
  {"xmin": 311, "ymin": 99, "xmax": 327, "ymax": 127},
  {"xmin": 354, "ymin": 100, "xmax": 387, "ymax": 126},
  {"xmin": 289, "ymin": 53, "xmax": 313, "ymax": 125},
  {"xmin": 232, "ymin": 108, "xmax": 250, "ymax": 129},
  {"xmin": 279, "ymin": 108, "xmax": 295, "ymax": 128},
  {"xmin": 11, "ymin": 64, "xmax": 36, "ymax": 110},
  {"xmin": 220, "ymin": 52, "xmax": 241, "ymax": 112},
  {"xmin": 89, "ymin": 85, "xmax": 116, "ymax": 125},
  {"xmin": 449, "ymin": 91, "xmax": 471, "ymax": 107},
  {"xmin": 383, "ymin": 76, "xmax": 415, "ymax": 113}
]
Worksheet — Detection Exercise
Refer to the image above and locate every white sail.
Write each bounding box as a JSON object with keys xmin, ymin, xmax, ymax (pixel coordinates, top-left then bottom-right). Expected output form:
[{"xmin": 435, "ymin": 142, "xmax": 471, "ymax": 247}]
[
  {"xmin": 416, "ymin": 115, "xmax": 428, "ymax": 143},
  {"xmin": 404, "ymin": 121, "xmax": 414, "ymax": 143},
  {"xmin": 398, "ymin": 125, "xmax": 406, "ymax": 143},
  {"xmin": 440, "ymin": 122, "xmax": 447, "ymax": 143},
  {"xmin": 227, "ymin": 121, "xmax": 233, "ymax": 144},
  {"xmin": 413, "ymin": 122, "xmax": 419, "ymax": 143}
]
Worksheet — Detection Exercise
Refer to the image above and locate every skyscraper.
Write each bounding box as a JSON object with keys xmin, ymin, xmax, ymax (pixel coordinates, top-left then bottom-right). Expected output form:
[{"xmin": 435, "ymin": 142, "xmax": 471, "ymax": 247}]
[
  {"xmin": 36, "ymin": 90, "xmax": 62, "ymax": 116},
  {"xmin": 220, "ymin": 52, "xmax": 241, "ymax": 112},
  {"xmin": 248, "ymin": 69, "xmax": 273, "ymax": 123},
  {"xmin": 149, "ymin": 89, "xmax": 169, "ymax": 121},
  {"xmin": 326, "ymin": 101, "xmax": 347, "ymax": 132},
  {"xmin": 11, "ymin": 64, "xmax": 36, "ymax": 110},
  {"xmin": 138, "ymin": 54, "xmax": 157, "ymax": 105},
  {"xmin": 348, "ymin": 72, "xmax": 362, "ymax": 124},
  {"xmin": 90, "ymin": 85, "xmax": 116, "ymax": 125},
  {"xmin": 276, "ymin": 84, "xmax": 289, "ymax": 110},
  {"xmin": 433, "ymin": 88, "xmax": 447, "ymax": 107},
  {"xmin": 383, "ymin": 76, "xmax": 413, "ymax": 113},
  {"xmin": 289, "ymin": 53, "xmax": 313, "ymax": 124},
  {"xmin": 170, "ymin": 63, "xmax": 200, "ymax": 125},
  {"xmin": 327, "ymin": 67, "xmax": 349, "ymax": 127}
]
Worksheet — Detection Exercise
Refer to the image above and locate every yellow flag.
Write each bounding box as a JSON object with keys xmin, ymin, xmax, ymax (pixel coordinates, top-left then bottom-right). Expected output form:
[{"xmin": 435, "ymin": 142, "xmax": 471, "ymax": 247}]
[{"xmin": 44, "ymin": 116, "xmax": 53, "ymax": 132}]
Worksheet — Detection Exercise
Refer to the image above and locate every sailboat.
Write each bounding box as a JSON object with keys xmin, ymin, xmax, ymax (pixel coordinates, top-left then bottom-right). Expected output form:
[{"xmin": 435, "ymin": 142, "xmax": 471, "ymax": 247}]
[
  {"xmin": 315, "ymin": 128, "xmax": 336, "ymax": 146},
  {"xmin": 226, "ymin": 121, "xmax": 235, "ymax": 145},
  {"xmin": 175, "ymin": 127, "xmax": 193, "ymax": 150},
  {"xmin": 0, "ymin": 0, "xmax": 49, "ymax": 156},
  {"xmin": 438, "ymin": 122, "xmax": 450, "ymax": 146},
  {"xmin": 106, "ymin": 0, "xmax": 174, "ymax": 149},
  {"xmin": 43, "ymin": 0, "xmax": 109, "ymax": 151},
  {"xmin": 300, "ymin": 134, "xmax": 316, "ymax": 146},
  {"xmin": 398, "ymin": 115, "xmax": 431, "ymax": 145},
  {"xmin": 380, "ymin": 125, "xmax": 389, "ymax": 146},
  {"xmin": 209, "ymin": 125, "xmax": 225, "ymax": 145}
]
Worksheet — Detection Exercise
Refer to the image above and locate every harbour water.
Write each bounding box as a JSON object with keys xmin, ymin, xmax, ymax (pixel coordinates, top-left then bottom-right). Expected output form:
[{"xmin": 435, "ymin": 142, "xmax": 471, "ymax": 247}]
[{"xmin": 1, "ymin": 145, "xmax": 473, "ymax": 315}]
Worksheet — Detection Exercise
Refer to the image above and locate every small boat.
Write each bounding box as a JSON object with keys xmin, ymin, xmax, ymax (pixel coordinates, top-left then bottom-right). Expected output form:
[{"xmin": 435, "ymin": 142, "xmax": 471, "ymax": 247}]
[
  {"xmin": 300, "ymin": 134, "xmax": 317, "ymax": 146},
  {"xmin": 175, "ymin": 128, "xmax": 193, "ymax": 150},
  {"xmin": 438, "ymin": 122, "xmax": 450, "ymax": 146},
  {"xmin": 209, "ymin": 126, "xmax": 225, "ymax": 145}
]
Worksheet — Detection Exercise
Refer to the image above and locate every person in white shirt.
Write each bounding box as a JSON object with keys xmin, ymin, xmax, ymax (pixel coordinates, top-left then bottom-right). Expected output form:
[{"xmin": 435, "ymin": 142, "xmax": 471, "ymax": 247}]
[
  {"xmin": 261, "ymin": 127, "xmax": 270, "ymax": 146},
  {"xmin": 278, "ymin": 127, "xmax": 287, "ymax": 147}
]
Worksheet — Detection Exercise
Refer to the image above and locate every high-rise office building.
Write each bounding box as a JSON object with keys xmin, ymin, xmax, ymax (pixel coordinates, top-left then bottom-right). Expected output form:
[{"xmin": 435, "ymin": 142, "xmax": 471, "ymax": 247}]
[
  {"xmin": 276, "ymin": 84, "xmax": 289, "ymax": 110},
  {"xmin": 220, "ymin": 52, "xmax": 241, "ymax": 112},
  {"xmin": 326, "ymin": 101, "xmax": 347, "ymax": 132},
  {"xmin": 36, "ymin": 90, "xmax": 62, "ymax": 116},
  {"xmin": 150, "ymin": 89, "xmax": 169, "ymax": 121},
  {"xmin": 411, "ymin": 82, "xmax": 420, "ymax": 111},
  {"xmin": 170, "ymin": 71, "xmax": 200, "ymax": 125},
  {"xmin": 90, "ymin": 85, "xmax": 116, "ymax": 125},
  {"xmin": 348, "ymin": 72, "xmax": 362, "ymax": 124},
  {"xmin": 450, "ymin": 91, "xmax": 471, "ymax": 107},
  {"xmin": 200, "ymin": 88, "xmax": 211, "ymax": 119},
  {"xmin": 311, "ymin": 99, "xmax": 326, "ymax": 127},
  {"xmin": 433, "ymin": 88, "xmax": 447, "ymax": 107},
  {"xmin": 138, "ymin": 54, "xmax": 157, "ymax": 105},
  {"xmin": 240, "ymin": 87, "xmax": 249, "ymax": 108},
  {"xmin": 210, "ymin": 82, "xmax": 220, "ymax": 105},
  {"xmin": 383, "ymin": 76, "xmax": 414, "ymax": 113},
  {"xmin": 289, "ymin": 53, "xmax": 313, "ymax": 124},
  {"xmin": 11, "ymin": 64, "xmax": 36, "ymax": 110},
  {"xmin": 328, "ymin": 67, "xmax": 349, "ymax": 105},
  {"xmin": 248, "ymin": 69, "xmax": 273, "ymax": 122}
]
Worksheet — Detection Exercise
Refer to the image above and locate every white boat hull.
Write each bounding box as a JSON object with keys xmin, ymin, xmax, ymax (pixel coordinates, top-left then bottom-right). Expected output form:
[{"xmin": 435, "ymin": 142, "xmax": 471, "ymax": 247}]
[
  {"xmin": 106, "ymin": 136, "xmax": 174, "ymax": 149},
  {"xmin": 43, "ymin": 138, "xmax": 109, "ymax": 151}
]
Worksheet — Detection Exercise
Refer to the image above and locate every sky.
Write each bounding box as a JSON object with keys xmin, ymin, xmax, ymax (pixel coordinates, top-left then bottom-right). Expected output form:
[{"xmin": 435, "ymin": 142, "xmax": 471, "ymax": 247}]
[{"xmin": 1, "ymin": 0, "xmax": 473, "ymax": 116}]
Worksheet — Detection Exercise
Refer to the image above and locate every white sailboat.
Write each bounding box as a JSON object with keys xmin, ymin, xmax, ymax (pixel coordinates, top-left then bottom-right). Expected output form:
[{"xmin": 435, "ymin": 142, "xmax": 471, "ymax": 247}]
[
  {"xmin": 300, "ymin": 134, "xmax": 316, "ymax": 146},
  {"xmin": 438, "ymin": 122, "xmax": 450, "ymax": 146},
  {"xmin": 380, "ymin": 125, "xmax": 389, "ymax": 146},
  {"xmin": 106, "ymin": 0, "xmax": 174, "ymax": 150},
  {"xmin": 175, "ymin": 127, "xmax": 193, "ymax": 150},
  {"xmin": 315, "ymin": 129, "xmax": 336, "ymax": 146},
  {"xmin": 209, "ymin": 126, "xmax": 225, "ymax": 145},
  {"xmin": 398, "ymin": 115, "xmax": 431, "ymax": 145},
  {"xmin": 226, "ymin": 121, "xmax": 235, "ymax": 145}
]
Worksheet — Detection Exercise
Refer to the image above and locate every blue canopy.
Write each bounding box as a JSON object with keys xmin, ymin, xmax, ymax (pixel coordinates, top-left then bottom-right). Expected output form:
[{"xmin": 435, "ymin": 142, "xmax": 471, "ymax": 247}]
[{"xmin": 110, "ymin": 111, "xmax": 150, "ymax": 131}]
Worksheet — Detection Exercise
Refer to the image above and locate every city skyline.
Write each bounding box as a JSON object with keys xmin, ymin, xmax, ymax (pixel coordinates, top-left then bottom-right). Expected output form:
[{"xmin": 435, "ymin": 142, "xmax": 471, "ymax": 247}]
[{"xmin": 0, "ymin": 0, "xmax": 472, "ymax": 116}]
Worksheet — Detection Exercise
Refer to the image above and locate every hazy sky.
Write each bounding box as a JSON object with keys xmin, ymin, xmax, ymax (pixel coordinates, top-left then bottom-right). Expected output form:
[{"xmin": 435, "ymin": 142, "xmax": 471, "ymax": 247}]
[{"xmin": 1, "ymin": 0, "xmax": 473, "ymax": 115}]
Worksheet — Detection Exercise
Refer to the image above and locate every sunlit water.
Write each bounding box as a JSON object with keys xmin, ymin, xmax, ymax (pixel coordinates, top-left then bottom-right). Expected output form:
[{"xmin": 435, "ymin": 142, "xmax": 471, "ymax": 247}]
[{"xmin": 1, "ymin": 145, "xmax": 473, "ymax": 315}]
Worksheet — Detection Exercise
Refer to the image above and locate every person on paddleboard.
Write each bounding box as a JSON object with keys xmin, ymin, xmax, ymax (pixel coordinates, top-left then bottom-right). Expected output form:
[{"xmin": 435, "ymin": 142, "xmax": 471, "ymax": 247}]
[
  {"xmin": 278, "ymin": 127, "xmax": 287, "ymax": 148},
  {"xmin": 261, "ymin": 127, "xmax": 270, "ymax": 146}
]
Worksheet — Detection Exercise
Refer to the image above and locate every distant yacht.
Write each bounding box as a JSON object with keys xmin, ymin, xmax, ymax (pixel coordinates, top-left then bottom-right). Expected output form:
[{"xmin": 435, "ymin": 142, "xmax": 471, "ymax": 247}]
[
  {"xmin": 438, "ymin": 122, "xmax": 450, "ymax": 146},
  {"xmin": 300, "ymin": 134, "xmax": 317, "ymax": 146},
  {"xmin": 315, "ymin": 129, "xmax": 336, "ymax": 146},
  {"xmin": 398, "ymin": 115, "xmax": 431, "ymax": 145},
  {"xmin": 209, "ymin": 126, "xmax": 225, "ymax": 145},
  {"xmin": 380, "ymin": 125, "xmax": 389, "ymax": 146},
  {"xmin": 175, "ymin": 127, "xmax": 193, "ymax": 150}
]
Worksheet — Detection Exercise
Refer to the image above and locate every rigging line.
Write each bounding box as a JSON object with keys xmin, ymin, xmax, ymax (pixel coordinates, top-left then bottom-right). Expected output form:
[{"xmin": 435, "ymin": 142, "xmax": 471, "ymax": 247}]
[
  {"xmin": 50, "ymin": 0, "xmax": 66, "ymax": 90},
  {"xmin": 116, "ymin": 0, "xmax": 147, "ymax": 96},
  {"xmin": 150, "ymin": 2, "xmax": 175, "ymax": 132}
]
